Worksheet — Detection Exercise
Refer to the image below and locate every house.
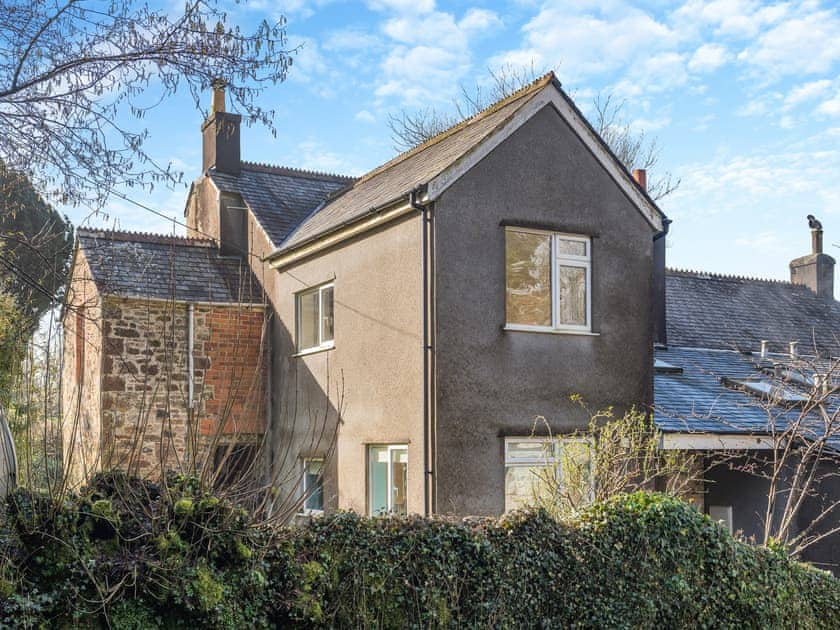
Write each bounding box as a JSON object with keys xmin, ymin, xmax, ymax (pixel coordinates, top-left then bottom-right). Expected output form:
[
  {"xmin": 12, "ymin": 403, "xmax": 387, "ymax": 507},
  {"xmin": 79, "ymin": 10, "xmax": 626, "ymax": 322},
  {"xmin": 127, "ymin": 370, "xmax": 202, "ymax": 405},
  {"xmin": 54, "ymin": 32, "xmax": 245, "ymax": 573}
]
[
  {"xmin": 63, "ymin": 72, "xmax": 664, "ymax": 513},
  {"xmin": 654, "ymin": 225, "xmax": 840, "ymax": 572},
  {"xmin": 61, "ymin": 70, "xmax": 840, "ymax": 569},
  {"xmin": 61, "ymin": 230, "xmax": 267, "ymax": 484}
]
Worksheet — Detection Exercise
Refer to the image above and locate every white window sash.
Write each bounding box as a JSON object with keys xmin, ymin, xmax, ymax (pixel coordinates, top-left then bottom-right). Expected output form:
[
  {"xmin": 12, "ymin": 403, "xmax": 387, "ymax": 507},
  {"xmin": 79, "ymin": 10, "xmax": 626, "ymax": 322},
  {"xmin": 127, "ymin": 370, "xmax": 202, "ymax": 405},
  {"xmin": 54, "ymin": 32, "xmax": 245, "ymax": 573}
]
[
  {"xmin": 369, "ymin": 444, "xmax": 407, "ymax": 514},
  {"xmin": 296, "ymin": 282, "xmax": 334, "ymax": 352},
  {"xmin": 300, "ymin": 457, "xmax": 324, "ymax": 515},
  {"xmin": 504, "ymin": 228, "xmax": 592, "ymax": 333}
]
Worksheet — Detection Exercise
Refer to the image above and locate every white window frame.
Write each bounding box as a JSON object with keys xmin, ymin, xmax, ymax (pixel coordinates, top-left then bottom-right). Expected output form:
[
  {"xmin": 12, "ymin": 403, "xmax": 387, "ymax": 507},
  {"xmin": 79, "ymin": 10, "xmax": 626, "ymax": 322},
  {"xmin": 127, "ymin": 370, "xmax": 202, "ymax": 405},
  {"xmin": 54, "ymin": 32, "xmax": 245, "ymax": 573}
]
[
  {"xmin": 368, "ymin": 444, "xmax": 408, "ymax": 516},
  {"xmin": 504, "ymin": 227, "xmax": 592, "ymax": 334},
  {"xmin": 295, "ymin": 282, "xmax": 334, "ymax": 353},
  {"xmin": 300, "ymin": 457, "xmax": 324, "ymax": 515},
  {"xmin": 708, "ymin": 505, "xmax": 733, "ymax": 533},
  {"xmin": 503, "ymin": 436, "xmax": 594, "ymax": 511}
]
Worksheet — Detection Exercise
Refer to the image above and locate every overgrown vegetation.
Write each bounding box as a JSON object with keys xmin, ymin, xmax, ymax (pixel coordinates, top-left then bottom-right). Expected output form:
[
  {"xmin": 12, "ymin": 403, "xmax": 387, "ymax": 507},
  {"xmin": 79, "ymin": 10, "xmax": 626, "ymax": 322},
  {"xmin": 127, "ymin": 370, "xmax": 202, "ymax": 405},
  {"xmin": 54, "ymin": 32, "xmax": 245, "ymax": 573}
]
[{"xmin": 1, "ymin": 475, "xmax": 836, "ymax": 628}]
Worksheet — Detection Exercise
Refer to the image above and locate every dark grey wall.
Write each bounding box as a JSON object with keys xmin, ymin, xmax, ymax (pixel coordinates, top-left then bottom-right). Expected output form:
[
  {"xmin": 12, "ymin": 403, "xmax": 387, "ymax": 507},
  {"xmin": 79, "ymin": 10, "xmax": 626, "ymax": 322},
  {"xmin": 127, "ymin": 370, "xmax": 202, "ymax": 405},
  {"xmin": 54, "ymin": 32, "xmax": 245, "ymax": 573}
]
[
  {"xmin": 432, "ymin": 104, "xmax": 656, "ymax": 516},
  {"xmin": 705, "ymin": 459, "xmax": 775, "ymax": 542},
  {"xmin": 706, "ymin": 457, "xmax": 840, "ymax": 575},
  {"xmin": 798, "ymin": 459, "xmax": 840, "ymax": 575}
]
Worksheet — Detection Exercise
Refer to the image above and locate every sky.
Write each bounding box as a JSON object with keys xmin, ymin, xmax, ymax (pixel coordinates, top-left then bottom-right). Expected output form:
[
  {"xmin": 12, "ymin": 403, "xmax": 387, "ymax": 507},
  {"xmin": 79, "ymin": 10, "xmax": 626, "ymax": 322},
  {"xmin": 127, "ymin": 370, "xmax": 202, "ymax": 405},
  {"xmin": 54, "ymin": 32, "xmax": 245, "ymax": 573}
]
[{"xmin": 75, "ymin": 0, "xmax": 840, "ymax": 289}]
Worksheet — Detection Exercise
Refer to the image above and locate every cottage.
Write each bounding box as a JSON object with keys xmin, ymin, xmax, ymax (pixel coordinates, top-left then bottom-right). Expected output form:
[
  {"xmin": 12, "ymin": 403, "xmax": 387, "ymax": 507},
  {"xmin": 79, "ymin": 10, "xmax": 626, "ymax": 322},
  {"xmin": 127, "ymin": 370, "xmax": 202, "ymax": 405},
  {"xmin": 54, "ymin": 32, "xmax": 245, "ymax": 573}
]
[{"xmin": 61, "ymin": 71, "xmax": 840, "ymax": 572}]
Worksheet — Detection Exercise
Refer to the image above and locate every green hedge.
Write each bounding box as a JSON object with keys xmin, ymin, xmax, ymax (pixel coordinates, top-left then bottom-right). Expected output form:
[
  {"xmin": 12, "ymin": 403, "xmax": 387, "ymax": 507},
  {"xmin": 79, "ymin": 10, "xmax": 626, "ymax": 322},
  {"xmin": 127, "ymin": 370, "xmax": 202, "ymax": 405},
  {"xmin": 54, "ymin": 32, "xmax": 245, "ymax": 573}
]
[{"xmin": 0, "ymin": 474, "xmax": 837, "ymax": 628}]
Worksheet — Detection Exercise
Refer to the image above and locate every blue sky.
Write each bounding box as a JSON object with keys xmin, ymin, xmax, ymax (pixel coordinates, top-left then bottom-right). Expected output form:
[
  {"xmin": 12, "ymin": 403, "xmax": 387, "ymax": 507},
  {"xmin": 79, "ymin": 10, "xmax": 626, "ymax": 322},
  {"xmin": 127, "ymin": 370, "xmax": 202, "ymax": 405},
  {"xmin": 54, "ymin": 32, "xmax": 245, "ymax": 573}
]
[{"xmin": 77, "ymin": 0, "xmax": 840, "ymax": 288}]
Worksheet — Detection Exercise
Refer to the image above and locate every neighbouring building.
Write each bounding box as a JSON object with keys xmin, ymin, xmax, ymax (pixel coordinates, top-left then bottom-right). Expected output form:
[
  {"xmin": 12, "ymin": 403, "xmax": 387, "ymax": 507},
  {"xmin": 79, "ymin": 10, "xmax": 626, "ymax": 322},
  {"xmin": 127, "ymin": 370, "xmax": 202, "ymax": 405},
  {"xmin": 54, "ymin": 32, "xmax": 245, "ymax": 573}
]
[
  {"xmin": 654, "ymin": 221, "xmax": 840, "ymax": 572},
  {"xmin": 61, "ymin": 230, "xmax": 266, "ymax": 485}
]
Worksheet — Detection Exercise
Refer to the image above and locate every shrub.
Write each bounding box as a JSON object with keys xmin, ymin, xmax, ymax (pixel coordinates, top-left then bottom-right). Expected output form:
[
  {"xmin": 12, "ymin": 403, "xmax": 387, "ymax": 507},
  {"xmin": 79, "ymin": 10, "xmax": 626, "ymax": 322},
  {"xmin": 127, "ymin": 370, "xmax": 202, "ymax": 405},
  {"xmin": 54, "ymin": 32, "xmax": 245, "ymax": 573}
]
[{"xmin": 0, "ymin": 479, "xmax": 837, "ymax": 628}]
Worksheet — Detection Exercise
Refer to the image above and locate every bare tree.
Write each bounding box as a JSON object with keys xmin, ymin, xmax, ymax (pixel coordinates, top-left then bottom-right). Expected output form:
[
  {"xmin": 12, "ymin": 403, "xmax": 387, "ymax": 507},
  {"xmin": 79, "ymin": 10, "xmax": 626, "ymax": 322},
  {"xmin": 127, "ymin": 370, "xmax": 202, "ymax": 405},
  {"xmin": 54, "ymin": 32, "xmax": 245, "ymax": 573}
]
[
  {"xmin": 0, "ymin": 0, "xmax": 293, "ymax": 208},
  {"xmin": 725, "ymin": 354, "xmax": 840, "ymax": 558},
  {"xmin": 592, "ymin": 94, "xmax": 680, "ymax": 201},
  {"xmin": 387, "ymin": 65, "xmax": 680, "ymax": 201},
  {"xmin": 518, "ymin": 402, "xmax": 709, "ymax": 519}
]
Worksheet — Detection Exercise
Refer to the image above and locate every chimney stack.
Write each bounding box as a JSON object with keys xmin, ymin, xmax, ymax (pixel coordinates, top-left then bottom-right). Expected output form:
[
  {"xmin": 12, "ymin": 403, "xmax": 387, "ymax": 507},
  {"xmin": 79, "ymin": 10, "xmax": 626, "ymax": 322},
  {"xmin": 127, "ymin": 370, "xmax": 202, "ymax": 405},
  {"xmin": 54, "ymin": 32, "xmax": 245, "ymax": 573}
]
[
  {"xmin": 633, "ymin": 169, "xmax": 647, "ymax": 191},
  {"xmin": 790, "ymin": 215, "xmax": 834, "ymax": 300},
  {"xmin": 202, "ymin": 79, "xmax": 241, "ymax": 175}
]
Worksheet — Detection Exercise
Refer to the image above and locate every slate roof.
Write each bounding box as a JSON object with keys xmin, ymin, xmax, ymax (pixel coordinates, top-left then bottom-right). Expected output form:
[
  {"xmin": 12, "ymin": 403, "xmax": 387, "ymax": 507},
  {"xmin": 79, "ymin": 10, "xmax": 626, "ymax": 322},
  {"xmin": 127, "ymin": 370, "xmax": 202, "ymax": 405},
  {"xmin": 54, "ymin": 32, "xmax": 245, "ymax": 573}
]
[
  {"xmin": 278, "ymin": 76, "xmax": 553, "ymax": 251},
  {"xmin": 77, "ymin": 229, "xmax": 262, "ymax": 304},
  {"xmin": 654, "ymin": 346, "xmax": 840, "ymax": 450},
  {"xmin": 208, "ymin": 163, "xmax": 353, "ymax": 246},
  {"xmin": 666, "ymin": 269, "xmax": 840, "ymax": 357}
]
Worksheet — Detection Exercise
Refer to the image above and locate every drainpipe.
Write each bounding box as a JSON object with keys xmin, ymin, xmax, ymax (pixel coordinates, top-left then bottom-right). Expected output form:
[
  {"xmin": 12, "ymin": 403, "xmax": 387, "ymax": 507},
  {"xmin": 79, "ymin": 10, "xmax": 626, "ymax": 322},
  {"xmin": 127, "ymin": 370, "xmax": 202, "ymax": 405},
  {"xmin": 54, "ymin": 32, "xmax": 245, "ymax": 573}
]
[
  {"xmin": 411, "ymin": 186, "xmax": 435, "ymax": 517},
  {"xmin": 188, "ymin": 303, "xmax": 195, "ymax": 410}
]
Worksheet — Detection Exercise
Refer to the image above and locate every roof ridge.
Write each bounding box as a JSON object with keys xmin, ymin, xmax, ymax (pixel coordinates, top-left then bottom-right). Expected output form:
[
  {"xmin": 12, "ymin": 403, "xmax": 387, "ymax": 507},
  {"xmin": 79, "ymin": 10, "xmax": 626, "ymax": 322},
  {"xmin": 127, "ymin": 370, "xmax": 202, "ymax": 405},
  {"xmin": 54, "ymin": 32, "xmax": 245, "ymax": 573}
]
[
  {"xmin": 239, "ymin": 161, "xmax": 356, "ymax": 182},
  {"xmin": 666, "ymin": 267, "xmax": 793, "ymax": 285},
  {"xmin": 77, "ymin": 228, "xmax": 215, "ymax": 248},
  {"xmin": 350, "ymin": 71, "xmax": 557, "ymax": 188}
]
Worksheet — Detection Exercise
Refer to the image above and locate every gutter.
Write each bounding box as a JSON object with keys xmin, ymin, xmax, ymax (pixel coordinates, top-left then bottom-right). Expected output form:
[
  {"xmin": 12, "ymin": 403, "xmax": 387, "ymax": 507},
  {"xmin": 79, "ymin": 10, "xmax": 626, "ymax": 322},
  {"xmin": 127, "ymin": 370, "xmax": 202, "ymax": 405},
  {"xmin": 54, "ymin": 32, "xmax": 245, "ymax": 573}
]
[
  {"xmin": 410, "ymin": 186, "xmax": 436, "ymax": 517},
  {"xmin": 267, "ymin": 197, "xmax": 418, "ymax": 270}
]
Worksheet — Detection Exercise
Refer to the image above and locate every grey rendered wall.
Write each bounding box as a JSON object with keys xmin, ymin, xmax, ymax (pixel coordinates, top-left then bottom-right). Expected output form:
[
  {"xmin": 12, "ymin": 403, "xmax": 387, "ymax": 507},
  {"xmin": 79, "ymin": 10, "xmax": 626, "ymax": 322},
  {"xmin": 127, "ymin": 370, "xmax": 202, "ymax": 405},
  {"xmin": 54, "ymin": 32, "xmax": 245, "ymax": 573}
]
[
  {"xmin": 259, "ymin": 215, "xmax": 425, "ymax": 516},
  {"xmin": 433, "ymin": 104, "xmax": 656, "ymax": 516}
]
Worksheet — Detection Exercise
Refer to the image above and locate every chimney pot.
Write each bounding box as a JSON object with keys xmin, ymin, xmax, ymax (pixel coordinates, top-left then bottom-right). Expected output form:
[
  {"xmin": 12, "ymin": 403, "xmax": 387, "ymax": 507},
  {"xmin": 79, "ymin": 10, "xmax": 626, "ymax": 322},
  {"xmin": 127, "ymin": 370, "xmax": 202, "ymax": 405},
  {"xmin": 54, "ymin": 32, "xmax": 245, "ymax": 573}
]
[
  {"xmin": 812, "ymin": 228, "xmax": 823, "ymax": 255},
  {"xmin": 201, "ymin": 80, "xmax": 241, "ymax": 175},
  {"xmin": 789, "ymin": 341, "xmax": 798, "ymax": 359},
  {"xmin": 760, "ymin": 340, "xmax": 769, "ymax": 359},
  {"xmin": 790, "ymin": 215, "xmax": 834, "ymax": 300},
  {"xmin": 211, "ymin": 78, "xmax": 226, "ymax": 114},
  {"xmin": 633, "ymin": 169, "xmax": 647, "ymax": 191}
]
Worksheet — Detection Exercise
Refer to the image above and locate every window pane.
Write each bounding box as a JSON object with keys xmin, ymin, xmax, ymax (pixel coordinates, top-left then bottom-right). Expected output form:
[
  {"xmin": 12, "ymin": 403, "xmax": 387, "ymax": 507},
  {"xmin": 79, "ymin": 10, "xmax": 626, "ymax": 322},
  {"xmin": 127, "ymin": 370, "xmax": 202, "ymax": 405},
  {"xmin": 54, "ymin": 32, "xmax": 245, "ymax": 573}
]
[
  {"xmin": 559, "ymin": 440, "xmax": 592, "ymax": 508},
  {"xmin": 304, "ymin": 460, "xmax": 323, "ymax": 511},
  {"xmin": 320, "ymin": 286, "xmax": 334, "ymax": 343},
  {"xmin": 506, "ymin": 439, "xmax": 555, "ymax": 463},
  {"xmin": 505, "ymin": 231, "xmax": 552, "ymax": 326},
  {"xmin": 298, "ymin": 290, "xmax": 319, "ymax": 350},
  {"xmin": 369, "ymin": 446, "xmax": 389, "ymax": 515},
  {"xmin": 557, "ymin": 265, "xmax": 587, "ymax": 326},
  {"xmin": 391, "ymin": 447, "xmax": 408, "ymax": 515},
  {"xmin": 505, "ymin": 465, "xmax": 554, "ymax": 512},
  {"xmin": 556, "ymin": 238, "xmax": 586, "ymax": 257}
]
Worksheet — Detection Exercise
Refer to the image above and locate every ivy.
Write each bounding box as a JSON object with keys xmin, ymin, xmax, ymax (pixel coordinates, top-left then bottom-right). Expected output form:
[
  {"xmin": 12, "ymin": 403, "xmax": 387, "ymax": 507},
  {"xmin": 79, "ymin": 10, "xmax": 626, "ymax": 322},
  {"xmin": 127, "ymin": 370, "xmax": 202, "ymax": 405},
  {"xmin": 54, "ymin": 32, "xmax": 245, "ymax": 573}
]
[{"xmin": 0, "ymin": 477, "xmax": 836, "ymax": 628}]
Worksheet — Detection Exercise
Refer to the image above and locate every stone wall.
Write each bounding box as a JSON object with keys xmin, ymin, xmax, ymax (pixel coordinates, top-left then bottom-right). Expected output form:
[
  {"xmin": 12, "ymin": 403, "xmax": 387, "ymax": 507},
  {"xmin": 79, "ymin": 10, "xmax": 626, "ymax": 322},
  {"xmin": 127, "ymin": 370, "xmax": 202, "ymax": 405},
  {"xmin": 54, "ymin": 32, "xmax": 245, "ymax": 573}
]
[{"xmin": 96, "ymin": 296, "xmax": 266, "ymax": 480}]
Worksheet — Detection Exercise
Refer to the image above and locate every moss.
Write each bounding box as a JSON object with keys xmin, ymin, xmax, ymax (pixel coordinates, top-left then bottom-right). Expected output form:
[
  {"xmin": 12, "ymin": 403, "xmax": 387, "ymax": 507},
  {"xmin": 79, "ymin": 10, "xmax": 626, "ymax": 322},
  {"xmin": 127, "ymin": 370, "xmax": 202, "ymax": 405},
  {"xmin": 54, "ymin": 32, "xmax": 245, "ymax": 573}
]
[
  {"xmin": 191, "ymin": 566, "xmax": 224, "ymax": 612},
  {"xmin": 196, "ymin": 496, "xmax": 219, "ymax": 511},
  {"xmin": 0, "ymin": 578, "xmax": 15, "ymax": 599},
  {"xmin": 91, "ymin": 499, "xmax": 114, "ymax": 519},
  {"xmin": 173, "ymin": 498, "xmax": 194, "ymax": 518},
  {"xmin": 235, "ymin": 540, "xmax": 253, "ymax": 561}
]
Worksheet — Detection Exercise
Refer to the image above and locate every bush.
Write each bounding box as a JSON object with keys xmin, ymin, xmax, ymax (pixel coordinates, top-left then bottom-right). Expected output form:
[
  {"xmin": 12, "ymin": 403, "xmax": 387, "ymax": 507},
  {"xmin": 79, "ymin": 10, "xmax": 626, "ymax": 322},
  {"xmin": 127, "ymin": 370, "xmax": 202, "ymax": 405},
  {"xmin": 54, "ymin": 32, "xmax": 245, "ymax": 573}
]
[{"xmin": 0, "ymin": 480, "xmax": 837, "ymax": 628}]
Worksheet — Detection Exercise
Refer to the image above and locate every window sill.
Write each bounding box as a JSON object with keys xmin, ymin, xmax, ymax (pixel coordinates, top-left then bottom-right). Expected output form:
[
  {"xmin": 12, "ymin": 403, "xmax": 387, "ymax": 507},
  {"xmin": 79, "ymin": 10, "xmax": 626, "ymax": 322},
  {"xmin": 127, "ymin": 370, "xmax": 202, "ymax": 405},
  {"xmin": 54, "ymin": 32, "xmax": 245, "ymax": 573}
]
[
  {"xmin": 297, "ymin": 509, "xmax": 325, "ymax": 517},
  {"xmin": 503, "ymin": 325, "xmax": 600, "ymax": 337},
  {"xmin": 292, "ymin": 344, "xmax": 335, "ymax": 358}
]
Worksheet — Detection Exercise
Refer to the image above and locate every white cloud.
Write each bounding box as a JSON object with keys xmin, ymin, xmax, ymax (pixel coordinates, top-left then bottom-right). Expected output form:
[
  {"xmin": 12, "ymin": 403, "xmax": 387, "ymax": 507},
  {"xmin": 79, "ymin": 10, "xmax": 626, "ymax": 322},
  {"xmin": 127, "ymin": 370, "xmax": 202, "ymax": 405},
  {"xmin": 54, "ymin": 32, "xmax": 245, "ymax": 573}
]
[
  {"xmin": 738, "ymin": 9, "xmax": 840, "ymax": 78},
  {"xmin": 355, "ymin": 110, "xmax": 376, "ymax": 123},
  {"xmin": 296, "ymin": 140, "xmax": 363, "ymax": 175},
  {"xmin": 784, "ymin": 79, "xmax": 833, "ymax": 110},
  {"xmin": 367, "ymin": 0, "xmax": 435, "ymax": 15},
  {"xmin": 688, "ymin": 44, "xmax": 729, "ymax": 73},
  {"xmin": 630, "ymin": 115, "xmax": 672, "ymax": 131},
  {"xmin": 375, "ymin": 6, "xmax": 501, "ymax": 105},
  {"xmin": 458, "ymin": 8, "xmax": 503, "ymax": 34},
  {"xmin": 817, "ymin": 89, "xmax": 840, "ymax": 116},
  {"xmin": 672, "ymin": 0, "xmax": 788, "ymax": 39},
  {"xmin": 494, "ymin": 4, "xmax": 678, "ymax": 82}
]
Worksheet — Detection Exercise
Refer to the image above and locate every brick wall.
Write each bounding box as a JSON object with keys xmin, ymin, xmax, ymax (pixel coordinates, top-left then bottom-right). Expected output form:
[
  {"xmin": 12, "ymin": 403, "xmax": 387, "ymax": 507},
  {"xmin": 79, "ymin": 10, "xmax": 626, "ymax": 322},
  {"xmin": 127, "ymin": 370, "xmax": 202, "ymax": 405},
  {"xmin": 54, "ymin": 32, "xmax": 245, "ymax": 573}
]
[{"xmin": 92, "ymin": 296, "xmax": 266, "ymax": 480}]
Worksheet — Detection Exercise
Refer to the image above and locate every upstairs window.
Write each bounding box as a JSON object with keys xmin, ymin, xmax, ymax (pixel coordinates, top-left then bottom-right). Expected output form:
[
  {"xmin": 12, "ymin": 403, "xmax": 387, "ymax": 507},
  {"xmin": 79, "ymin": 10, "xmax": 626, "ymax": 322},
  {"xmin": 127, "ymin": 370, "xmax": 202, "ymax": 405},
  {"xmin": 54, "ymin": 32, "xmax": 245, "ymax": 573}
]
[
  {"xmin": 505, "ymin": 228, "xmax": 591, "ymax": 332},
  {"xmin": 296, "ymin": 283, "xmax": 334, "ymax": 353}
]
